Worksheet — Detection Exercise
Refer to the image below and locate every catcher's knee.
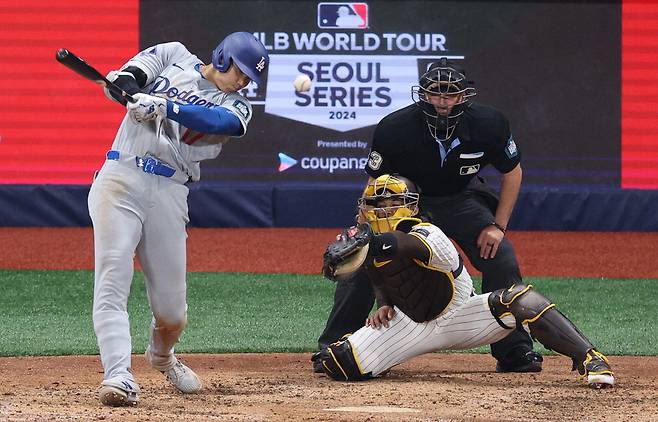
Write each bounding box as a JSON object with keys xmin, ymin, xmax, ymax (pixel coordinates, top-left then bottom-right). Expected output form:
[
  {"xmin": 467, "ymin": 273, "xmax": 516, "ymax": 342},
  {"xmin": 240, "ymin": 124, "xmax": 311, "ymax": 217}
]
[
  {"xmin": 488, "ymin": 283, "xmax": 554, "ymax": 329},
  {"xmin": 318, "ymin": 337, "xmax": 373, "ymax": 381}
]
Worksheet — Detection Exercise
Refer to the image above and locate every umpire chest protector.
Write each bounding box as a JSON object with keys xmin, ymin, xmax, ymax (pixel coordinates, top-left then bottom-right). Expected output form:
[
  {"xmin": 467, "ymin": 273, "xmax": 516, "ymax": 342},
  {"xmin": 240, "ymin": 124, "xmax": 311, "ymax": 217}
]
[{"xmin": 366, "ymin": 103, "xmax": 520, "ymax": 197}]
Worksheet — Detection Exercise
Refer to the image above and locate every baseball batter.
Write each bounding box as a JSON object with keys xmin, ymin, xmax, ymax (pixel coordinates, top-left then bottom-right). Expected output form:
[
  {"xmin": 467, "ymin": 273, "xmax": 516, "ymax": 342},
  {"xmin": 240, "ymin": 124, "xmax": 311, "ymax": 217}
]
[
  {"xmin": 319, "ymin": 174, "xmax": 615, "ymax": 389},
  {"xmin": 89, "ymin": 32, "xmax": 269, "ymax": 406}
]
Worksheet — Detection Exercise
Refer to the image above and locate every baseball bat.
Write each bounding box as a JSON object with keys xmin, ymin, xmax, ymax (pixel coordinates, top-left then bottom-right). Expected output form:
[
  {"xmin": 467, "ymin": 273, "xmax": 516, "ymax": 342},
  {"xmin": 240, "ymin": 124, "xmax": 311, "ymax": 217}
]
[{"xmin": 55, "ymin": 48, "xmax": 136, "ymax": 103}]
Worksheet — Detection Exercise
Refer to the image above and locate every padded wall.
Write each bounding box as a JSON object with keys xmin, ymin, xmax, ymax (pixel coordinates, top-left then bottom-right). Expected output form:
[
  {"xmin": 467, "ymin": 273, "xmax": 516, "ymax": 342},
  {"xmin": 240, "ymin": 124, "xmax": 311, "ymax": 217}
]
[{"xmin": 1, "ymin": 186, "xmax": 656, "ymax": 231}]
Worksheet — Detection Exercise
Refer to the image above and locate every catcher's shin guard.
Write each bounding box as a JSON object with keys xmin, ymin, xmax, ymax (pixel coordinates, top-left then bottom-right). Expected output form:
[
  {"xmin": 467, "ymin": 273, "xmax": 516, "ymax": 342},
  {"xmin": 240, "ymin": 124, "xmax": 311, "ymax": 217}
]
[
  {"xmin": 488, "ymin": 284, "xmax": 594, "ymax": 366},
  {"xmin": 318, "ymin": 337, "xmax": 373, "ymax": 381}
]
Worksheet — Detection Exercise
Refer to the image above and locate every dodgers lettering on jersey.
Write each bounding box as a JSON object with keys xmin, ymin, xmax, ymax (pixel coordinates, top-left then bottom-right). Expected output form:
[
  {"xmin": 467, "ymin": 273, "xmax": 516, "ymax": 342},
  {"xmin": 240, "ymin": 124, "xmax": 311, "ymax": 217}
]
[
  {"xmin": 149, "ymin": 76, "xmax": 219, "ymax": 108},
  {"xmin": 109, "ymin": 42, "xmax": 253, "ymax": 182}
]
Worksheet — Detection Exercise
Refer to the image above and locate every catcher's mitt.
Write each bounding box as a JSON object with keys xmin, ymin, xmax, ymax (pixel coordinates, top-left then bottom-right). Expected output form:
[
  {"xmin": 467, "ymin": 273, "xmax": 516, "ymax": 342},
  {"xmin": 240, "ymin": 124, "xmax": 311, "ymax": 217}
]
[{"xmin": 322, "ymin": 223, "xmax": 373, "ymax": 281}]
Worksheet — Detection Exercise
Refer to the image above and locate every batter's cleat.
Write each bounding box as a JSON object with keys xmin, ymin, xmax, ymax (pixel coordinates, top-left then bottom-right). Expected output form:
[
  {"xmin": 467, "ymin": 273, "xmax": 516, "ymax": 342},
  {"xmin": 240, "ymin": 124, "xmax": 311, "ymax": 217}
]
[
  {"xmin": 577, "ymin": 349, "xmax": 615, "ymax": 389},
  {"xmin": 99, "ymin": 377, "xmax": 140, "ymax": 406},
  {"xmin": 496, "ymin": 350, "xmax": 543, "ymax": 373},
  {"xmin": 161, "ymin": 359, "xmax": 202, "ymax": 393},
  {"xmin": 145, "ymin": 347, "xmax": 202, "ymax": 393}
]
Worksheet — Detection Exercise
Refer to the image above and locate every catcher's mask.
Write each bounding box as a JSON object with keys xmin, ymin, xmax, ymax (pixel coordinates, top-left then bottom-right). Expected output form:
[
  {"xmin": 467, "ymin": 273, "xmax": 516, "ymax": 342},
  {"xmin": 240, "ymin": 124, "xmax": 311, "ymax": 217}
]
[
  {"xmin": 411, "ymin": 58, "xmax": 476, "ymax": 141},
  {"xmin": 358, "ymin": 174, "xmax": 420, "ymax": 234}
]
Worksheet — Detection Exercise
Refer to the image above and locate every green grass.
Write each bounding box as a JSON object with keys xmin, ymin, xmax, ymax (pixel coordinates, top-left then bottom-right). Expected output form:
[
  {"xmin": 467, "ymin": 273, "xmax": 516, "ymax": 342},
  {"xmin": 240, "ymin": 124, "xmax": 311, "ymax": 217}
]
[{"xmin": 0, "ymin": 269, "xmax": 656, "ymax": 357}]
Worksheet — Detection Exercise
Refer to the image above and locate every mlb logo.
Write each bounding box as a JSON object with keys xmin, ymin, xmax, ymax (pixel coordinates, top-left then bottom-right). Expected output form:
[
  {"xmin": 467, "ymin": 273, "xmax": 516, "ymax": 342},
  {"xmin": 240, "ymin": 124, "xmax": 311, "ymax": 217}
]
[
  {"xmin": 459, "ymin": 164, "xmax": 480, "ymax": 176},
  {"xmin": 317, "ymin": 3, "xmax": 368, "ymax": 29}
]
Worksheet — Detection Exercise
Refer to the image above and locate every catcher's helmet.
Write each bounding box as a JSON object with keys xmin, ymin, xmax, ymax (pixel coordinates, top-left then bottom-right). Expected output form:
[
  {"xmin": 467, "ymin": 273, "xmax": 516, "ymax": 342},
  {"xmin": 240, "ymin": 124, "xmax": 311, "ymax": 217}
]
[
  {"xmin": 212, "ymin": 32, "xmax": 269, "ymax": 85},
  {"xmin": 358, "ymin": 174, "xmax": 420, "ymax": 234},
  {"xmin": 411, "ymin": 58, "xmax": 476, "ymax": 140}
]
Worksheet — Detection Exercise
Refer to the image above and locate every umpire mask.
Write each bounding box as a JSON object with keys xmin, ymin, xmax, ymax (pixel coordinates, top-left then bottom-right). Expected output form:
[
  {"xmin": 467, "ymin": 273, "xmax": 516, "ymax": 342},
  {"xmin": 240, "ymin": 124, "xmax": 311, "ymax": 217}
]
[{"xmin": 412, "ymin": 58, "xmax": 476, "ymax": 141}]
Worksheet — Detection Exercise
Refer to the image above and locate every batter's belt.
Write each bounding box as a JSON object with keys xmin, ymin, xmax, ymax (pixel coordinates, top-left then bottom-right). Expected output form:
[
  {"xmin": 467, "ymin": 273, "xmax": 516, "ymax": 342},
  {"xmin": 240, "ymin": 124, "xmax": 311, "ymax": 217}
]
[{"xmin": 105, "ymin": 150, "xmax": 189, "ymax": 184}]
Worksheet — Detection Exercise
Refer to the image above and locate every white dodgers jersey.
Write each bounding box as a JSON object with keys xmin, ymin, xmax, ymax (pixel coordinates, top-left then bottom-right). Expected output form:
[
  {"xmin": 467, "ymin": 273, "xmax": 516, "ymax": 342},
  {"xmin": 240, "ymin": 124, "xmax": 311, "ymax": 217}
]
[{"xmin": 110, "ymin": 42, "xmax": 253, "ymax": 182}]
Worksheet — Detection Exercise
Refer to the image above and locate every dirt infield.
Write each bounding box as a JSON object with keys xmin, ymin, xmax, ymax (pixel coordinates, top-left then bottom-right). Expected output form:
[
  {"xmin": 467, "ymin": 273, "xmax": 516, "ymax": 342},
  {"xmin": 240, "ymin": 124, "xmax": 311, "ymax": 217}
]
[
  {"xmin": 1, "ymin": 354, "xmax": 656, "ymax": 422},
  {"xmin": 1, "ymin": 229, "xmax": 657, "ymax": 421},
  {"xmin": 1, "ymin": 228, "xmax": 658, "ymax": 278}
]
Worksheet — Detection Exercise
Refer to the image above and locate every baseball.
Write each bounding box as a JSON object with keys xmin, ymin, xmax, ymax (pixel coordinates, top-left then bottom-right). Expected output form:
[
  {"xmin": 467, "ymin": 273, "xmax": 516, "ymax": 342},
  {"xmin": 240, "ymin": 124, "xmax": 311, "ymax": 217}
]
[{"xmin": 293, "ymin": 74, "xmax": 312, "ymax": 92}]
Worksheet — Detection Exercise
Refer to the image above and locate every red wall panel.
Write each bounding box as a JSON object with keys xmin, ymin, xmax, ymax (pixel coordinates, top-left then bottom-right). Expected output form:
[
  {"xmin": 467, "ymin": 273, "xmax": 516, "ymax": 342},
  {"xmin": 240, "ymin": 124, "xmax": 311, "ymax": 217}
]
[
  {"xmin": 0, "ymin": 1, "xmax": 139, "ymax": 184},
  {"xmin": 622, "ymin": 1, "xmax": 658, "ymax": 189}
]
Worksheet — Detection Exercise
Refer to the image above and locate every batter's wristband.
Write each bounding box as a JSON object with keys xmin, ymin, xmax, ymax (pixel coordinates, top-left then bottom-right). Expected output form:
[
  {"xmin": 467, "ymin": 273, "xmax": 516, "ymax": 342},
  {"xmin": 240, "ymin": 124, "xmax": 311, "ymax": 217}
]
[{"xmin": 490, "ymin": 222, "xmax": 507, "ymax": 234}]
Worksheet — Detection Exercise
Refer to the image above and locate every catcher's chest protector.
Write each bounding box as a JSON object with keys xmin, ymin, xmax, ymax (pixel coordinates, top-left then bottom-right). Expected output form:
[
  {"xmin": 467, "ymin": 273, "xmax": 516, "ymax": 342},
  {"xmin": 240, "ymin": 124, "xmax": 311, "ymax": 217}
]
[{"xmin": 365, "ymin": 257, "xmax": 455, "ymax": 323}]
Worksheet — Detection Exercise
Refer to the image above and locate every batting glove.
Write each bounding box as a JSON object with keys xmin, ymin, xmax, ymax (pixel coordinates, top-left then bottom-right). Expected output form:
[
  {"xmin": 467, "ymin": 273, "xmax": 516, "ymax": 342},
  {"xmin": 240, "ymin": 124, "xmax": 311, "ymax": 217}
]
[
  {"xmin": 103, "ymin": 70, "xmax": 140, "ymax": 105},
  {"xmin": 127, "ymin": 93, "xmax": 167, "ymax": 124}
]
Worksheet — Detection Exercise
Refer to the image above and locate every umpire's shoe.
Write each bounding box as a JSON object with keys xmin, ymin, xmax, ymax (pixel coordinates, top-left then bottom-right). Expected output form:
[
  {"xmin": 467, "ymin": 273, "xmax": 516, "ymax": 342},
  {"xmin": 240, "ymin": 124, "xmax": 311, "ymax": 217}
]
[
  {"xmin": 577, "ymin": 349, "xmax": 615, "ymax": 389},
  {"xmin": 99, "ymin": 377, "xmax": 140, "ymax": 406},
  {"xmin": 145, "ymin": 347, "xmax": 202, "ymax": 393},
  {"xmin": 495, "ymin": 349, "xmax": 543, "ymax": 373}
]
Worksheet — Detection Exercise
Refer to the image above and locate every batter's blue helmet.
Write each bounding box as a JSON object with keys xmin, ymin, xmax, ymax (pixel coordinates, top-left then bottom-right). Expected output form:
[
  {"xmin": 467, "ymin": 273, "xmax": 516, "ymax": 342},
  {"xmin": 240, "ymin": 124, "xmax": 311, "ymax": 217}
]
[{"xmin": 212, "ymin": 32, "xmax": 269, "ymax": 85}]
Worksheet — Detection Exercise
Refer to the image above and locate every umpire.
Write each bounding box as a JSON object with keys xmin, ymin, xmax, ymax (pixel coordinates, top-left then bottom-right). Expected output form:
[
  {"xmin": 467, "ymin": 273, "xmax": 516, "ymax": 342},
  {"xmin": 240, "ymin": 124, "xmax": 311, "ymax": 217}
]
[{"xmin": 314, "ymin": 58, "xmax": 542, "ymax": 373}]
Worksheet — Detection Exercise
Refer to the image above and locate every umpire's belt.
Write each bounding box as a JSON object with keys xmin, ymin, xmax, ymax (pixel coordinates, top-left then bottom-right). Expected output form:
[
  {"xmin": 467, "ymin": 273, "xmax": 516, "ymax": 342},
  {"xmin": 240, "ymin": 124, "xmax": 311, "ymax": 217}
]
[{"xmin": 106, "ymin": 150, "xmax": 189, "ymax": 184}]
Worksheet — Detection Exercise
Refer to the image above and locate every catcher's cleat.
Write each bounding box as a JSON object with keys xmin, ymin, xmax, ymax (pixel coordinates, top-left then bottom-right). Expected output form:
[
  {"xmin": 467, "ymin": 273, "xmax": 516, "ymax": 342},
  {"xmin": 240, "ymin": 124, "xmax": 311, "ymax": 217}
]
[
  {"xmin": 311, "ymin": 351, "xmax": 324, "ymax": 374},
  {"xmin": 577, "ymin": 349, "xmax": 615, "ymax": 389},
  {"xmin": 99, "ymin": 377, "xmax": 139, "ymax": 406},
  {"xmin": 496, "ymin": 350, "xmax": 543, "ymax": 373}
]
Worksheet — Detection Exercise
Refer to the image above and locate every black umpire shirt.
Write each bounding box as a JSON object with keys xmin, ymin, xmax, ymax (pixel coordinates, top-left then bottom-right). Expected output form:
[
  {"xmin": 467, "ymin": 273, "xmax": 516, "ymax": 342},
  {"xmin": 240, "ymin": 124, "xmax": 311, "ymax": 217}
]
[{"xmin": 366, "ymin": 102, "xmax": 521, "ymax": 196}]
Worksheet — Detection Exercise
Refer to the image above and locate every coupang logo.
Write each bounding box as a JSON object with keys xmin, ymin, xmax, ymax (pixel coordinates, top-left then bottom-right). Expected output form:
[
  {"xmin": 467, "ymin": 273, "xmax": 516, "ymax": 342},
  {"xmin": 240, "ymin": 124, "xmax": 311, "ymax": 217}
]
[
  {"xmin": 278, "ymin": 152, "xmax": 367, "ymax": 173},
  {"xmin": 259, "ymin": 3, "xmax": 460, "ymax": 132}
]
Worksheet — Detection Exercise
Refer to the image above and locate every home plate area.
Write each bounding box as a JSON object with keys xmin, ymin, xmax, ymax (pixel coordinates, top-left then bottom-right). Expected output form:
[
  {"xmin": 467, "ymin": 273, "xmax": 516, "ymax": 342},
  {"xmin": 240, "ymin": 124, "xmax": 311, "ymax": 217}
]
[{"xmin": 1, "ymin": 352, "xmax": 655, "ymax": 421}]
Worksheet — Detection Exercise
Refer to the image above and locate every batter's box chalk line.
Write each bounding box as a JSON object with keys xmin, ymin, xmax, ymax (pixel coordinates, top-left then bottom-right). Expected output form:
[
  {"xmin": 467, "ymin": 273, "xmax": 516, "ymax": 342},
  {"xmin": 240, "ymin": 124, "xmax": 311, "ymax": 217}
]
[{"xmin": 324, "ymin": 405, "xmax": 421, "ymax": 413}]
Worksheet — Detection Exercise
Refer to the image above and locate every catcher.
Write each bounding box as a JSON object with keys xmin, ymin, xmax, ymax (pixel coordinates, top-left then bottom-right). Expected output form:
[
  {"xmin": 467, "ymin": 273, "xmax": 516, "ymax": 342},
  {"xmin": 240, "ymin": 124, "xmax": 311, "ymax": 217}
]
[{"xmin": 319, "ymin": 174, "xmax": 615, "ymax": 389}]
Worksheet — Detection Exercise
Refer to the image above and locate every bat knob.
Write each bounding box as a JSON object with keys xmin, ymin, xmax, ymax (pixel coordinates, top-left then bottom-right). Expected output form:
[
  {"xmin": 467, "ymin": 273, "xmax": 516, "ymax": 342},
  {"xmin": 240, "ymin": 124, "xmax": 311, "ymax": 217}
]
[{"xmin": 56, "ymin": 48, "xmax": 69, "ymax": 61}]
